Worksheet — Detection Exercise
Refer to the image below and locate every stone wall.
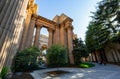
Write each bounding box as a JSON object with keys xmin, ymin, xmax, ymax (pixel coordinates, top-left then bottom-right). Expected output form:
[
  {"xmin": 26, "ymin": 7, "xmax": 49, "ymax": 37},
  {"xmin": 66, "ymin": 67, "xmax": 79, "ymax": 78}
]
[{"xmin": 85, "ymin": 43, "xmax": 120, "ymax": 63}]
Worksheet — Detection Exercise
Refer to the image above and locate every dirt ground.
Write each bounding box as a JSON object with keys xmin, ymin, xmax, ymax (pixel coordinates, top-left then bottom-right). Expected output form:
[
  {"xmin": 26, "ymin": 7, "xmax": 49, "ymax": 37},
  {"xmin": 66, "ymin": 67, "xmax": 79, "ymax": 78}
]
[{"xmin": 11, "ymin": 72, "xmax": 33, "ymax": 79}]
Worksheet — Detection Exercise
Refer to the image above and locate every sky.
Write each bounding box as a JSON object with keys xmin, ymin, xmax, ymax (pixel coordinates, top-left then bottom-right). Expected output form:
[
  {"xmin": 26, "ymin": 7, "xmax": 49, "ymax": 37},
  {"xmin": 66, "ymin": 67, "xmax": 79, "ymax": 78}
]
[{"xmin": 35, "ymin": 0, "xmax": 102, "ymax": 41}]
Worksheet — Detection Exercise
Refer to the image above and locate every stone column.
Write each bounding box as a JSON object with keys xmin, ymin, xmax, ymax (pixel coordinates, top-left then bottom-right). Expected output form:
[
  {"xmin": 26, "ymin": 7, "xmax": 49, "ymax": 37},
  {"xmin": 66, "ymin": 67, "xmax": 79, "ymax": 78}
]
[
  {"xmin": 0, "ymin": 0, "xmax": 6, "ymax": 12},
  {"xmin": 53, "ymin": 25, "xmax": 59, "ymax": 44},
  {"xmin": 7, "ymin": 0, "xmax": 29, "ymax": 70},
  {"xmin": 34, "ymin": 24, "xmax": 42, "ymax": 47},
  {"xmin": 20, "ymin": 10, "xmax": 32, "ymax": 50},
  {"xmin": 115, "ymin": 50, "xmax": 120, "ymax": 62},
  {"xmin": 48, "ymin": 28, "xmax": 53, "ymax": 48},
  {"xmin": 0, "ymin": 0, "xmax": 19, "ymax": 68},
  {"xmin": 60, "ymin": 23, "xmax": 65, "ymax": 46},
  {"xmin": 0, "ymin": 0, "xmax": 15, "ymax": 50},
  {"xmin": 0, "ymin": 0, "xmax": 29, "ymax": 72},
  {"xmin": 66, "ymin": 21, "xmax": 74, "ymax": 64},
  {"xmin": 0, "ymin": 0, "xmax": 11, "ymax": 24},
  {"xmin": 64, "ymin": 29, "xmax": 68, "ymax": 48},
  {"xmin": 56, "ymin": 26, "xmax": 60, "ymax": 44},
  {"xmin": 25, "ymin": 15, "xmax": 36, "ymax": 48}
]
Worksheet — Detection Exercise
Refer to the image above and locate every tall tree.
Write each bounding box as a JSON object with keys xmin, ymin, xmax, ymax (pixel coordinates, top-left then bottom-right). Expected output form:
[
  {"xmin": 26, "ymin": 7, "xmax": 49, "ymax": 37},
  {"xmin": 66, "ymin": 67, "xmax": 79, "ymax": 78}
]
[
  {"xmin": 73, "ymin": 38, "xmax": 88, "ymax": 64},
  {"xmin": 85, "ymin": 0, "xmax": 120, "ymax": 62}
]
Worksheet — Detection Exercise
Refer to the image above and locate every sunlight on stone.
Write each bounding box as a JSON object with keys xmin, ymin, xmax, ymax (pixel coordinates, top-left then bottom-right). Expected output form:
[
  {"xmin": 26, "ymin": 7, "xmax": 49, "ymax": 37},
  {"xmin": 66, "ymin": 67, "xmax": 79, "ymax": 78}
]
[
  {"xmin": 71, "ymin": 75, "xmax": 77, "ymax": 78},
  {"xmin": 77, "ymin": 73, "xmax": 84, "ymax": 77},
  {"xmin": 43, "ymin": 77, "xmax": 60, "ymax": 79},
  {"xmin": 43, "ymin": 76, "xmax": 52, "ymax": 79},
  {"xmin": 87, "ymin": 70, "xmax": 95, "ymax": 73},
  {"xmin": 71, "ymin": 73, "xmax": 84, "ymax": 78}
]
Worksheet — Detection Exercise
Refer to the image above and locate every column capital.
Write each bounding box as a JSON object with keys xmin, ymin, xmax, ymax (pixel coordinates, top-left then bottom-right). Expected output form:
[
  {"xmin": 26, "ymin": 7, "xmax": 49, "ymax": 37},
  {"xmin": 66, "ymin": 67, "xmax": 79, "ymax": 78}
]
[
  {"xmin": 36, "ymin": 23, "xmax": 42, "ymax": 29},
  {"xmin": 47, "ymin": 28, "xmax": 53, "ymax": 32},
  {"xmin": 65, "ymin": 21, "xmax": 71, "ymax": 26},
  {"xmin": 65, "ymin": 21, "xmax": 74, "ymax": 30},
  {"xmin": 60, "ymin": 23, "xmax": 65, "ymax": 28},
  {"xmin": 67, "ymin": 25, "xmax": 74, "ymax": 30},
  {"xmin": 55, "ymin": 25, "xmax": 59, "ymax": 29},
  {"xmin": 31, "ymin": 16, "xmax": 36, "ymax": 21},
  {"xmin": 31, "ymin": 14, "xmax": 37, "ymax": 21},
  {"xmin": 27, "ymin": 9, "xmax": 33, "ymax": 15}
]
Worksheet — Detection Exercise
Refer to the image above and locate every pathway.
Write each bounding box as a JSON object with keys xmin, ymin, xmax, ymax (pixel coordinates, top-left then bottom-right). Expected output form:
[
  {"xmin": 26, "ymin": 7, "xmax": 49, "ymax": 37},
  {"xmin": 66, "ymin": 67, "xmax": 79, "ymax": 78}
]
[{"xmin": 31, "ymin": 63, "xmax": 120, "ymax": 79}]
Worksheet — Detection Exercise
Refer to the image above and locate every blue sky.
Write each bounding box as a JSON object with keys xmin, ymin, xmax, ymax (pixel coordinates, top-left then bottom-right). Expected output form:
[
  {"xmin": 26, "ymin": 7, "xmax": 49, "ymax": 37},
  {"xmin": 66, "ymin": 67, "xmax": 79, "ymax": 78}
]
[{"xmin": 35, "ymin": 0, "xmax": 101, "ymax": 41}]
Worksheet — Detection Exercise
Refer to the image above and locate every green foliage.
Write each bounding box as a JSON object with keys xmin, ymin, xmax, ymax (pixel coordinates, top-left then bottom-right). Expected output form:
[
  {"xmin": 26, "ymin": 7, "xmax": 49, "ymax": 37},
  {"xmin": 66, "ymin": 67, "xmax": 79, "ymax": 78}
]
[
  {"xmin": 111, "ymin": 33, "xmax": 120, "ymax": 43},
  {"xmin": 12, "ymin": 46, "xmax": 40, "ymax": 72},
  {"xmin": 85, "ymin": 0, "xmax": 120, "ymax": 53},
  {"xmin": 46, "ymin": 44, "xmax": 68, "ymax": 67},
  {"xmin": 85, "ymin": 22, "xmax": 110, "ymax": 52},
  {"xmin": 73, "ymin": 38, "xmax": 88, "ymax": 65},
  {"xmin": 37, "ymin": 57, "xmax": 45, "ymax": 65},
  {"xmin": 80, "ymin": 62, "xmax": 95, "ymax": 68},
  {"xmin": 0, "ymin": 66, "xmax": 8, "ymax": 79}
]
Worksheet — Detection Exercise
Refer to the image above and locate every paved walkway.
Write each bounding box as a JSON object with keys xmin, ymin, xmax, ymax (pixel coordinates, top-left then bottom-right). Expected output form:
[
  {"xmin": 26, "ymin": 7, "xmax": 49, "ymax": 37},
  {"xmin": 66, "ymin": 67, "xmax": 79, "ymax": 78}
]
[{"xmin": 31, "ymin": 63, "xmax": 120, "ymax": 79}]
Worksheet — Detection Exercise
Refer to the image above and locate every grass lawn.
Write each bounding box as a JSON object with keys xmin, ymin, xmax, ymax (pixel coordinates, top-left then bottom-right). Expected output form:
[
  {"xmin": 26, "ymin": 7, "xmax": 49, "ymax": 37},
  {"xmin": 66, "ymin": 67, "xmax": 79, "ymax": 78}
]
[{"xmin": 80, "ymin": 62, "xmax": 95, "ymax": 68}]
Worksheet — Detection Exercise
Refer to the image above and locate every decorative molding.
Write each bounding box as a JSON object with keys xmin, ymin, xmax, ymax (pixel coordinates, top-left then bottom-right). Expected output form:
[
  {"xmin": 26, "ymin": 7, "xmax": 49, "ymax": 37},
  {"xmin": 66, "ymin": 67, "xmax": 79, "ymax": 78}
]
[{"xmin": 37, "ymin": 15, "xmax": 57, "ymax": 26}]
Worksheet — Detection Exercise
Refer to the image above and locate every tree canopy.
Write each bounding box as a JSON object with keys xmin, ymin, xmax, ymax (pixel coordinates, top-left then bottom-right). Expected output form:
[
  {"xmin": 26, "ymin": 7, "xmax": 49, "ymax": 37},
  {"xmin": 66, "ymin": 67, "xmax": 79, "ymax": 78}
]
[{"xmin": 85, "ymin": 0, "xmax": 120, "ymax": 53}]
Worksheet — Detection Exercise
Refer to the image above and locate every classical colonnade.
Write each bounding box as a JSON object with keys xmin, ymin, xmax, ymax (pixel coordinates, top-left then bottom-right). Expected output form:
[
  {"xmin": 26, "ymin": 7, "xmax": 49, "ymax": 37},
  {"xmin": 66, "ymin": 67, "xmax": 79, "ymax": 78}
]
[
  {"xmin": 85, "ymin": 43, "xmax": 120, "ymax": 63},
  {"xmin": 0, "ymin": 0, "xmax": 75, "ymax": 72},
  {"xmin": 19, "ymin": 13, "xmax": 75, "ymax": 65}
]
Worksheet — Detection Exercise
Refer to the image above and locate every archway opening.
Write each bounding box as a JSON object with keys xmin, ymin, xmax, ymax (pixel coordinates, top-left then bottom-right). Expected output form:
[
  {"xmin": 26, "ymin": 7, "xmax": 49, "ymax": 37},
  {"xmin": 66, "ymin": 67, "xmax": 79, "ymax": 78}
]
[
  {"xmin": 39, "ymin": 27, "xmax": 48, "ymax": 50},
  {"xmin": 39, "ymin": 27, "xmax": 48, "ymax": 62}
]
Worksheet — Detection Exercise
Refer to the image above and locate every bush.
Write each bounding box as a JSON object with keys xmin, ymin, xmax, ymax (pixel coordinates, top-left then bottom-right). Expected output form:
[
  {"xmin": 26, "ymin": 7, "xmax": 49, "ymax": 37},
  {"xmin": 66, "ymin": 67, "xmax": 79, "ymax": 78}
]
[
  {"xmin": 0, "ymin": 66, "xmax": 8, "ymax": 79},
  {"xmin": 12, "ymin": 46, "xmax": 40, "ymax": 72},
  {"xmin": 46, "ymin": 44, "xmax": 68, "ymax": 67},
  {"xmin": 80, "ymin": 62, "xmax": 95, "ymax": 68},
  {"xmin": 73, "ymin": 48, "xmax": 88, "ymax": 65}
]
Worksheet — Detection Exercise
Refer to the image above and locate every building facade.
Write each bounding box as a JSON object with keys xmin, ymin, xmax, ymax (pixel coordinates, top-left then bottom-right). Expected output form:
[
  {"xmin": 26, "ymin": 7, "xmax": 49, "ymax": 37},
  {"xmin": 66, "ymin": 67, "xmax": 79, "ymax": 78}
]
[{"xmin": 39, "ymin": 34, "xmax": 48, "ymax": 49}]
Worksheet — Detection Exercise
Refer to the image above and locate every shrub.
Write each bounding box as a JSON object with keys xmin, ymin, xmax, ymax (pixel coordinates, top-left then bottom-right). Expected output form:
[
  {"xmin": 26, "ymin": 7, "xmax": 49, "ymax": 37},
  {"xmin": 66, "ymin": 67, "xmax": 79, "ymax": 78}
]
[
  {"xmin": 0, "ymin": 66, "xmax": 8, "ymax": 79},
  {"xmin": 46, "ymin": 44, "xmax": 68, "ymax": 67},
  {"xmin": 80, "ymin": 62, "xmax": 95, "ymax": 68},
  {"xmin": 12, "ymin": 46, "xmax": 40, "ymax": 72},
  {"xmin": 73, "ymin": 48, "xmax": 88, "ymax": 65}
]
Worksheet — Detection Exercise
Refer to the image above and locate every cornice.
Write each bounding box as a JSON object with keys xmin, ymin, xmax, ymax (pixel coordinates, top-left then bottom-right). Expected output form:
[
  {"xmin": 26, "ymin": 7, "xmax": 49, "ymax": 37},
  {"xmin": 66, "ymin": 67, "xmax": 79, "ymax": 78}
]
[
  {"xmin": 63, "ymin": 17, "xmax": 73, "ymax": 23},
  {"xmin": 37, "ymin": 15, "xmax": 57, "ymax": 26}
]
